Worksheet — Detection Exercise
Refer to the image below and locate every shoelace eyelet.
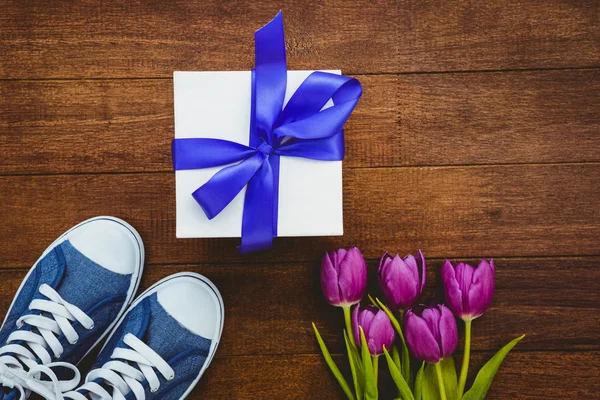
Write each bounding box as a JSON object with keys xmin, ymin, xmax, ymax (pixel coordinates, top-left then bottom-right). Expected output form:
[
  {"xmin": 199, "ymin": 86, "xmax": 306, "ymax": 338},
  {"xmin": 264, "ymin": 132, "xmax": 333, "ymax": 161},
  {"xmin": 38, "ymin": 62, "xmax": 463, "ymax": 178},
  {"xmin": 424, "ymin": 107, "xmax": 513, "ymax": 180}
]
[
  {"xmin": 150, "ymin": 386, "xmax": 159, "ymax": 393},
  {"xmin": 168, "ymin": 373, "xmax": 175, "ymax": 381}
]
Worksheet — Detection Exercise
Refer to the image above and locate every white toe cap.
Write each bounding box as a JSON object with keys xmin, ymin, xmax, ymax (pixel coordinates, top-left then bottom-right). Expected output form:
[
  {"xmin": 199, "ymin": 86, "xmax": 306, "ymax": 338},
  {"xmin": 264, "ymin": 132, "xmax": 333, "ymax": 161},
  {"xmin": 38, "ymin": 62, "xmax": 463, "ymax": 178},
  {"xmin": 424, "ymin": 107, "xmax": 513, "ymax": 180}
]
[
  {"xmin": 69, "ymin": 217, "xmax": 142, "ymax": 275},
  {"xmin": 157, "ymin": 275, "xmax": 223, "ymax": 340}
]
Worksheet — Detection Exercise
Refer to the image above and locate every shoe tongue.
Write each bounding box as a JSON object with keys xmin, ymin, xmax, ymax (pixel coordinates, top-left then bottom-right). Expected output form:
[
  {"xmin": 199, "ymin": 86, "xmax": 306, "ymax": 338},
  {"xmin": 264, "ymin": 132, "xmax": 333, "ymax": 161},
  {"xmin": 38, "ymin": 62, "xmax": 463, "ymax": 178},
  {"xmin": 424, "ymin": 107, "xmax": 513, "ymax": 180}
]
[{"xmin": 141, "ymin": 294, "xmax": 209, "ymax": 362}]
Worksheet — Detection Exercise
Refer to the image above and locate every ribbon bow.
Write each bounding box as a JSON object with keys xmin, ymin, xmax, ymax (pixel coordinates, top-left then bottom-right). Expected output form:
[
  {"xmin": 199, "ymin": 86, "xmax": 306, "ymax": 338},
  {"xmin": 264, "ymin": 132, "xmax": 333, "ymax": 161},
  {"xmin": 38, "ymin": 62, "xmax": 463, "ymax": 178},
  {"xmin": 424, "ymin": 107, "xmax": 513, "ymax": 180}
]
[{"xmin": 172, "ymin": 12, "xmax": 362, "ymax": 253}]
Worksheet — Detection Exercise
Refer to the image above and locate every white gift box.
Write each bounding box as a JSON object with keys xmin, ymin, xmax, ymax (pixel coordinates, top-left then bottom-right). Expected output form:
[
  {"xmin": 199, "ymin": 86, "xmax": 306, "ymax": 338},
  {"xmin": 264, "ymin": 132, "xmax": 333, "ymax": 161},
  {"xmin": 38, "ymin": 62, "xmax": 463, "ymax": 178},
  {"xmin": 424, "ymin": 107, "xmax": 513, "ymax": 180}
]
[{"xmin": 173, "ymin": 70, "xmax": 344, "ymax": 239}]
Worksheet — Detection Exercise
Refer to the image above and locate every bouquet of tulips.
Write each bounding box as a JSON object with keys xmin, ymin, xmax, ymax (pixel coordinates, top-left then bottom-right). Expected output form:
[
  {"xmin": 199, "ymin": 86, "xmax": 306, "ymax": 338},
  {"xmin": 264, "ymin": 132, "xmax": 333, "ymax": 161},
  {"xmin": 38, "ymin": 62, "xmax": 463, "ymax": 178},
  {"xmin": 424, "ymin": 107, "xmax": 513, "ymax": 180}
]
[{"xmin": 313, "ymin": 248, "xmax": 525, "ymax": 400}]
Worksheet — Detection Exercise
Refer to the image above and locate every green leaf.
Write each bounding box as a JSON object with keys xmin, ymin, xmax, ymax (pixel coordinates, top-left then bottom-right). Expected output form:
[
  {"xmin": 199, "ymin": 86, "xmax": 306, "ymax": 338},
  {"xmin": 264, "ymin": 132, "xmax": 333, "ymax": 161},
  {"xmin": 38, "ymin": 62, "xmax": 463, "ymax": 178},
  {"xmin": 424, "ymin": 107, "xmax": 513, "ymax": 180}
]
[
  {"xmin": 312, "ymin": 323, "xmax": 356, "ymax": 400},
  {"xmin": 462, "ymin": 335, "xmax": 525, "ymax": 400},
  {"xmin": 414, "ymin": 362, "xmax": 425, "ymax": 400},
  {"xmin": 401, "ymin": 340, "xmax": 412, "ymax": 386},
  {"xmin": 383, "ymin": 346, "xmax": 415, "ymax": 400},
  {"xmin": 392, "ymin": 345, "xmax": 402, "ymax": 370},
  {"xmin": 418, "ymin": 359, "xmax": 459, "ymax": 400},
  {"xmin": 368, "ymin": 294, "xmax": 378, "ymax": 307},
  {"xmin": 360, "ymin": 327, "xmax": 378, "ymax": 400},
  {"xmin": 440, "ymin": 357, "xmax": 458, "ymax": 400},
  {"xmin": 344, "ymin": 329, "xmax": 364, "ymax": 400},
  {"xmin": 422, "ymin": 363, "xmax": 441, "ymax": 400},
  {"xmin": 374, "ymin": 297, "xmax": 411, "ymax": 383}
]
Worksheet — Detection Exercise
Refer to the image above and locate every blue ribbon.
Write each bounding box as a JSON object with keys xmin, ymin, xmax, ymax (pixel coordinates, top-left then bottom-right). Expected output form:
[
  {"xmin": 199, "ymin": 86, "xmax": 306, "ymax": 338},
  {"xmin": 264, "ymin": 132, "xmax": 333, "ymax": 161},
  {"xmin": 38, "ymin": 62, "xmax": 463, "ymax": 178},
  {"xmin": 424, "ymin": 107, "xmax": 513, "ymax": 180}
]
[{"xmin": 172, "ymin": 11, "xmax": 362, "ymax": 253}]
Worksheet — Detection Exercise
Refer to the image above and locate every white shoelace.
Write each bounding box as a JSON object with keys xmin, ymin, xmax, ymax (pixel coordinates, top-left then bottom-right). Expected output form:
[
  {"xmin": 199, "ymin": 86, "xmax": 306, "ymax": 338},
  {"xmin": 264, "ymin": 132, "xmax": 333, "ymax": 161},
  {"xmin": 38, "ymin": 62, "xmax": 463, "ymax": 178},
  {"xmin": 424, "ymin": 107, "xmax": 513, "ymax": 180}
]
[
  {"xmin": 0, "ymin": 284, "xmax": 94, "ymax": 399},
  {"xmin": 64, "ymin": 334, "xmax": 175, "ymax": 400}
]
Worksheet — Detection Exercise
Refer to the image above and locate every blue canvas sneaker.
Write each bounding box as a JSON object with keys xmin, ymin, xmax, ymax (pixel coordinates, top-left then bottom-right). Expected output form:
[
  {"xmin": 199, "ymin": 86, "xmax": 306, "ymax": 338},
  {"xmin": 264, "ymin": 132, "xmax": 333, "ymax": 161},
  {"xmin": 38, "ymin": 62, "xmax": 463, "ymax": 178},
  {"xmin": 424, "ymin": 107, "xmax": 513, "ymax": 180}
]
[
  {"xmin": 0, "ymin": 217, "xmax": 144, "ymax": 399},
  {"xmin": 63, "ymin": 272, "xmax": 224, "ymax": 400}
]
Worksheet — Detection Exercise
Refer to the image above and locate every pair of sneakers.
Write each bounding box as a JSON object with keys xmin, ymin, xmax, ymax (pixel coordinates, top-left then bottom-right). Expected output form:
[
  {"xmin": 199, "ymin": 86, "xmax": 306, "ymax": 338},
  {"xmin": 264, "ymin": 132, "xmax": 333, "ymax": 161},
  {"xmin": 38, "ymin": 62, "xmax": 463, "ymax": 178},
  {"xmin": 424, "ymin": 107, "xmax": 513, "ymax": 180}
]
[{"xmin": 0, "ymin": 217, "xmax": 224, "ymax": 400}]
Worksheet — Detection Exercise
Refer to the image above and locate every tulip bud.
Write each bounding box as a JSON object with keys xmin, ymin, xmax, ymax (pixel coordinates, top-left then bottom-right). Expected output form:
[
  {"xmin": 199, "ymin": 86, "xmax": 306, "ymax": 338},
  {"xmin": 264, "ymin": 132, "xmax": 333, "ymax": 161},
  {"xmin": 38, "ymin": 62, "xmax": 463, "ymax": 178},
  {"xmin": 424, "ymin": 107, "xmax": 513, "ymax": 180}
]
[
  {"xmin": 404, "ymin": 304, "xmax": 457, "ymax": 364},
  {"xmin": 320, "ymin": 247, "xmax": 367, "ymax": 307},
  {"xmin": 377, "ymin": 250, "xmax": 426, "ymax": 311},
  {"xmin": 352, "ymin": 305, "xmax": 396, "ymax": 356},
  {"xmin": 441, "ymin": 259, "xmax": 495, "ymax": 321}
]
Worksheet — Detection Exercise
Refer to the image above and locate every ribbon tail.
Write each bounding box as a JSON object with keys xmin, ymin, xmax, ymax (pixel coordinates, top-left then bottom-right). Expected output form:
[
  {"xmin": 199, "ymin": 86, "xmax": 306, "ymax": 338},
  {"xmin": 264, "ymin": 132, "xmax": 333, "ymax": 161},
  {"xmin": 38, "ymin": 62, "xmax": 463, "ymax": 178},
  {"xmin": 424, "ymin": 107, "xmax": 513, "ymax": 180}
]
[
  {"xmin": 239, "ymin": 11, "xmax": 286, "ymax": 253},
  {"xmin": 192, "ymin": 152, "xmax": 265, "ymax": 219},
  {"xmin": 238, "ymin": 158, "xmax": 274, "ymax": 253},
  {"xmin": 254, "ymin": 10, "xmax": 287, "ymax": 137}
]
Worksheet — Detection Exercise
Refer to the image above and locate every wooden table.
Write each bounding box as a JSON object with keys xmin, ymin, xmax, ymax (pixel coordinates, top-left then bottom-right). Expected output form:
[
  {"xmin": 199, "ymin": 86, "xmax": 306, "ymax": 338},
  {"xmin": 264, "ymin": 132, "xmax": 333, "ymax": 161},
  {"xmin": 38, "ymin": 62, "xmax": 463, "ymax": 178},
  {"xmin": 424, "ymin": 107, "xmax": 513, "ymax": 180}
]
[{"xmin": 0, "ymin": 1, "xmax": 598, "ymax": 398}]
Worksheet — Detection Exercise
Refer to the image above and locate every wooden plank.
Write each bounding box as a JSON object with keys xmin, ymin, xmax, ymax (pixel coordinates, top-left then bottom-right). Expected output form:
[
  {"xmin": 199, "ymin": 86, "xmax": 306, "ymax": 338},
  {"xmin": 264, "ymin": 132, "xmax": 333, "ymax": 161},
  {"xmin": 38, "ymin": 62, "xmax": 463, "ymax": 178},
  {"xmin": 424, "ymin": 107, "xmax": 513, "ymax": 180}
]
[
  {"xmin": 464, "ymin": 351, "xmax": 600, "ymax": 400},
  {"xmin": 0, "ymin": 0, "xmax": 399, "ymax": 78},
  {"xmin": 397, "ymin": 69, "xmax": 600, "ymax": 166},
  {"xmin": 0, "ymin": 164, "xmax": 599, "ymax": 266},
  {"xmin": 1, "ymin": 1, "xmax": 598, "ymax": 78},
  {"xmin": 1, "ymin": 257, "xmax": 598, "ymax": 355},
  {"xmin": 1, "ymin": 70, "xmax": 599, "ymax": 174},
  {"xmin": 163, "ymin": 352, "xmax": 600, "ymax": 399},
  {"xmin": 397, "ymin": 0, "xmax": 600, "ymax": 73},
  {"xmin": 0, "ymin": 75, "xmax": 397, "ymax": 173}
]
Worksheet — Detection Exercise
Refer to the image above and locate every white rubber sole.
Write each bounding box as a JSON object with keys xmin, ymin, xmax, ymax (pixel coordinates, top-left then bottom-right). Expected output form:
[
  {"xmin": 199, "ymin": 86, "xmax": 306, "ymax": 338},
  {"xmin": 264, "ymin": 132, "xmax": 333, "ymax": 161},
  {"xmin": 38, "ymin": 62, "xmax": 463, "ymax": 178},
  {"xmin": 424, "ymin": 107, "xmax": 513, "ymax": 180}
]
[
  {"xmin": 98, "ymin": 272, "xmax": 224, "ymax": 399},
  {"xmin": 0, "ymin": 216, "xmax": 145, "ymax": 364}
]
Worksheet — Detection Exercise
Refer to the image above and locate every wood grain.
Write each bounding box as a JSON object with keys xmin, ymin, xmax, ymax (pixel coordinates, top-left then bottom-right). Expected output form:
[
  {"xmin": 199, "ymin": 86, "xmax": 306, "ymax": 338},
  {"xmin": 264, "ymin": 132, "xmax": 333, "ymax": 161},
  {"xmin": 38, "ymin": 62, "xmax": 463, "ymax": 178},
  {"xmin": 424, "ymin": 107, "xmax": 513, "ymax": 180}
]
[
  {"xmin": 0, "ymin": 75, "xmax": 397, "ymax": 173},
  {"xmin": 397, "ymin": 69, "xmax": 600, "ymax": 166},
  {"xmin": 0, "ymin": 164, "xmax": 598, "ymax": 267},
  {"xmin": 1, "ymin": 0, "xmax": 598, "ymax": 79},
  {"xmin": 1, "ymin": 70, "xmax": 599, "ymax": 175},
  {"xmin": 396, "ymin": 0, "xmax": 600, "ymax": 73},
  {"xmin": 1, "ymin": 2, "xmax": 599, "ymax": 398},
  {"xmin": 0, "ymin": 0, "xmax": 399, "ymax": 78},
  {"xmin": 170, "ymin": 351, "xmax": 600, "ymax": 399},
  {"xmin": 2, "ymin": 257, "xmax": 598, "ymax": 355}
]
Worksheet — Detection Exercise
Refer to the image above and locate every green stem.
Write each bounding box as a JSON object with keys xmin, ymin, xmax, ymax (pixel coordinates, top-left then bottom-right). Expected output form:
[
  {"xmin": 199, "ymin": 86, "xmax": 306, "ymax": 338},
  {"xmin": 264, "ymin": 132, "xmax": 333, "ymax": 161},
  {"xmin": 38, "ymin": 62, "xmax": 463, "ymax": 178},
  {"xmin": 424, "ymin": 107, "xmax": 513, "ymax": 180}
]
[
  {"xmin": 457, "ymin": 319, "xmax": 472, "ymax": 398},
  {"xmin": 372, "ymin": 355, "xmax": 379, "ymax": 385},
  {"xmin": 396, "ymin": 309, "xmax": 411, "ymax": 384},
  {"xmin": 396, "ymin": 309, "xmax": 407, "ymax": 346},
  {"xmin": 343, "ymin": 306, "xmax": 357, "ymax": 349},
  {"xmin": 434, "ymin": 362, "xmax": 448, "ymax": 400},
  {"xmin": 373, "ymin": 298, "xmax": 412, "ymax": 384},
  {"xmin": 395, "ymin": 314, "xmax": 407, "ymax": 345}
]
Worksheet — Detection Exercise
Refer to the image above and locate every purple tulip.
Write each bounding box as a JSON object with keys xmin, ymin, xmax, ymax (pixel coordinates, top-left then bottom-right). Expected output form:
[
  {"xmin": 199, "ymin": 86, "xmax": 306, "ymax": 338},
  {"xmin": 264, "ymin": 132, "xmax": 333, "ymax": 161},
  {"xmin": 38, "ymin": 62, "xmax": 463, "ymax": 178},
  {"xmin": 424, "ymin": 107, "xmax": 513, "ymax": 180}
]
[
  {"xmin": 352, "ymin": 305, "xmax": 396, "ymax": 356},
  {"xmin": 320, "ymin": 247, "xmax": 367, "ymax": 307},
  {"xmin": 404, "ymin": 304, "xmax": 458, "ymax": 364},
  {"xmin": 441, "ymin": 259, "xmax": 495, "ymax": 321},
  {"xmin": 377, "ymin": 250, "xmax": 426, "ymax": 310}
]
